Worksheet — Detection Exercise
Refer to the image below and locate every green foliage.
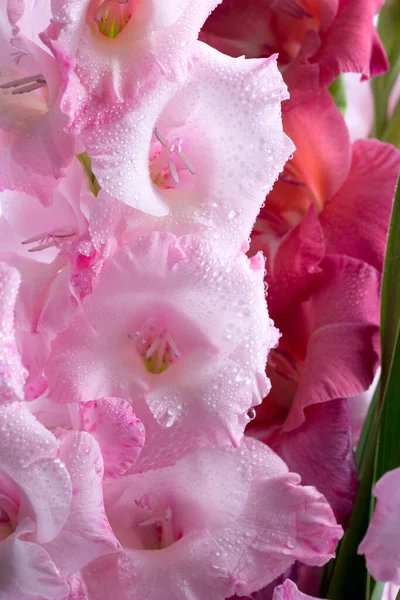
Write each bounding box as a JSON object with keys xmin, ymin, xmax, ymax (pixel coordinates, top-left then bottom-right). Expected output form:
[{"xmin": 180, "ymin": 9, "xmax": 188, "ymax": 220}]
[{"xmin": 329, "ymin": 76, "xmax": 347, "ymax": 114}]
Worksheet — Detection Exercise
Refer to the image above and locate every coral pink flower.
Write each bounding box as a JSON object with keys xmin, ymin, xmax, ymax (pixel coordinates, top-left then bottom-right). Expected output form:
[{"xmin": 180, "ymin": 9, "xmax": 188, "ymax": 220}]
[
  {"xmin": 0, "ymin": 3, "xmax": 77, "ymax": 206},
  {"xmin": 82, "ymin": 438, "xmax": 342, "ymax": 600},
  {"xmin": 359, "ymin": 467, "xmax": 400, "ymax": 585},
  {"xmin": 0, "ymin": 402, "xmax": 120, "ymax": 599},
  {"xmin": 45, "ymin": 232, "xmax": 277, "ymax": 447},
  {"xmin": 0, "ymin": 262, "xmax": 27, "ymax": 403},
  {"xmin": 248, "ymin": 91, "xmax": 400, "ymax": 523},
  {"xmin": 200, "ymin": 0, "xmax": 387, "ymax": 86}
]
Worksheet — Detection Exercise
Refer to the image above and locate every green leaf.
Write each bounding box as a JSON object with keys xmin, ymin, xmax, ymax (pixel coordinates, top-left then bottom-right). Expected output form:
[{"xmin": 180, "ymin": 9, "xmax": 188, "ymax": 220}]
[
  {"xmin": 325, "ymin": 413, "xmax": 379, "ymax": 600},
  {"xmin": 329, "ymin": 76, "xmax": 347, "ymax": 114},
  {"xmin": 379, "ymin": 177, "xmax": 400, "ymax": 393}
]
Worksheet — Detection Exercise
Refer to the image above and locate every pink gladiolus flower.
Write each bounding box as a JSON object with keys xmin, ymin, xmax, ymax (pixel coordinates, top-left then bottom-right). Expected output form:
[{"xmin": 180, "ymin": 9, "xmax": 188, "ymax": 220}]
[
  {"xmin": 359, "ymin": 467, "xmax": 400, "ymax": 585},
  {"xmin": 81, "ymin": 439, "xmax": 342, "ymax": 600},
  {"xmin": 84, "ymin": 42, "xmax": 293, "ymax": 237},
  {"xmin": 45, "ymin": 232, "xmax": 277, "ymax": 448},
  {"xmin": 0, "ymin": 402, "xmax": 120, "ymax": 599},
  {"xmin": 200, "ymin": 0, "xmax": 388, "ymax": 86}
]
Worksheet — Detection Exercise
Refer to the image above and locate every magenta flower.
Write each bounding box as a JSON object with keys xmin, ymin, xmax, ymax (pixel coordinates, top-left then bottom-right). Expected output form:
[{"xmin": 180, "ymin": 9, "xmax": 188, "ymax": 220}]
[{"xmin": 200, "ymin": 0, "xmax": 387, "ymax": 86}]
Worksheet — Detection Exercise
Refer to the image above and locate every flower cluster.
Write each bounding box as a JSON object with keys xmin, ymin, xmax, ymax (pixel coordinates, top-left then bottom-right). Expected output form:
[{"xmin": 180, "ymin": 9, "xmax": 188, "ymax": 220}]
[{"xmin": 0, "ymin": 0, "xmax": 399, "ymax": 599}]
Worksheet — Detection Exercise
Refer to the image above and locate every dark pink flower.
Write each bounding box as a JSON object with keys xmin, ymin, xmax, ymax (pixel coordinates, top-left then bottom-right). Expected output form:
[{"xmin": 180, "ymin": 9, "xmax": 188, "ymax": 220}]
[
  {"xmin": 248, "ymin": 92, "xmax": 400, "ymax": 523},
  {"xmin": 200, "ymin": 0, "xmax": 388, "ymax": 87}
]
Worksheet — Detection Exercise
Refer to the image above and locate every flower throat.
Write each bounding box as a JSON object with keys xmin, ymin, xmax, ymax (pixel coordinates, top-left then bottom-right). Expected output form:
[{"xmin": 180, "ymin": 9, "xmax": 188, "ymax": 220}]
[{"xmin": 96, "ymin": 0, "xmax": 132, "ymax": 38}]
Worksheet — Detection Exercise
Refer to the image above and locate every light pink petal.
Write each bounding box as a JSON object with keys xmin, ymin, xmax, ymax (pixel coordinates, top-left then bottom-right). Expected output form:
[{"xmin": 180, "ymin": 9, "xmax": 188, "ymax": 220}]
[
  {"xmin": 0, "ymin": 261, "xmax": 27, "ymax": 402},
  {"xmin": 359, "ymin": 467, "xmax": 400, "ymax": 585},
  {"xmin": 284, "ymin": 255, "xmax": 380, "ymax": 431},
  {"xmin": 43, "ymin": 431, "xmax": 121, "ymax": 577},
  {"xmin": 0, "ymin": 402, "xmax": 72, "ymax": 542},
  {"xmin": 8, "ymin": 253, "xmax": 78, "ymax": 346},
  {"xmin": 0, "ymin": 158, "xmax": 87, "ymax": 247},
  {"xmin": 0, "ymin": 519, "xmax": 69, "ymax": 600},
  {"xmin": 273, "ymin": 579, "xmax": 320, "ymax": 600},
  {"xmin": 83, "ymin": 533, "xmax": 233, "ymax": 600},
  {"xmin": 320, "ymin": 139, "xmax": 400, "ymax": 273},
  {"xmin": 80, "ymin": 397, "xmax": 145, "ymax": 479},
  {"xmin": 217, "ymin": 438, "xmax": 343, "ymax": 596},
  {"xmin": 265, "ymin": 399, "xmax": 358, "ymax": 525},
  {"xmin": 46, "ymin": 312, "xmax": 132, "ymax": 405}
]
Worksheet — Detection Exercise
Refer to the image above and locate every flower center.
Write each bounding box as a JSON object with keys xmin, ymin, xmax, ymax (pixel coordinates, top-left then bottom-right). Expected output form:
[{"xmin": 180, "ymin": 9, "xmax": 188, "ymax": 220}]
[
  {"xmin": 133, "ymin": 493, "xmax": 178, "ymax": 550},
  {"xmin": 268, "ymin": 348, "xmax": 301, "ymax": 383},
  {"xmin": 21, "ymin": 228, "xmax": 78, "ymax": 253},
  {"xmin": 0, "ymin": 73, "xmax": 46, "ymax": 95},
  {"xmin": 132, "ymin": 318, "xmax": 180, "ymax": 375},
  {"xmin": 95, "ymin": 0, "xmax": 132, "ymax": 38},
  {"xmin": 0, "ymin": 507, "xmax": 15, "ymax": 542},
  {"xmin": 150, "ymin": 128, "xmax": 196, "ymax": 188}
]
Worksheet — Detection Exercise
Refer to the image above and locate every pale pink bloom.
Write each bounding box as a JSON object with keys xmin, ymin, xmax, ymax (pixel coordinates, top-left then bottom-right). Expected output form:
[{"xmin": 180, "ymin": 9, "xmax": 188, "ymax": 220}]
[
  {"xmin": 87, "ymin": 41, "xmax": 292, "ymax": 224},
  {"xmin": 200, "ymin": 0, "xmax": 387, "ymax": 87},
  {"xmin": 273, "ymin": 579, "xmax": 320, "ymax": 600},
  {"xmin": 0, "ymin": 3, "xmax": 77, "ymax": 206},
  {"xmin": 0, "ymin": 402, "xmax": 120, "ymax": 599},
  {"xmin": 0, "ymin": 261, "xmax": 27, "ymax": 403},
  {"xmin": 82, "ymin": 438, "xmax": 342, "ymax": 600},
  {"xmin": 87, "ymin": 42, "xmax": 293, "ymax": 253},
  {"xmin": 359, "ymin": 467, "xmax": 400, "ymax": 585},
  {"xmin": 45, "ymin": 232, "xmax": 277, "ymax": 447}
]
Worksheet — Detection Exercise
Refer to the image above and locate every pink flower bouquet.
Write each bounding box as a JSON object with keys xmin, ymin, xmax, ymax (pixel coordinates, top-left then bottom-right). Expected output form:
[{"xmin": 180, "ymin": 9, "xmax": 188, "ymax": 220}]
[{"xmin": 0, "ymin": 1, "xmax": 399, "ymax": 599}]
